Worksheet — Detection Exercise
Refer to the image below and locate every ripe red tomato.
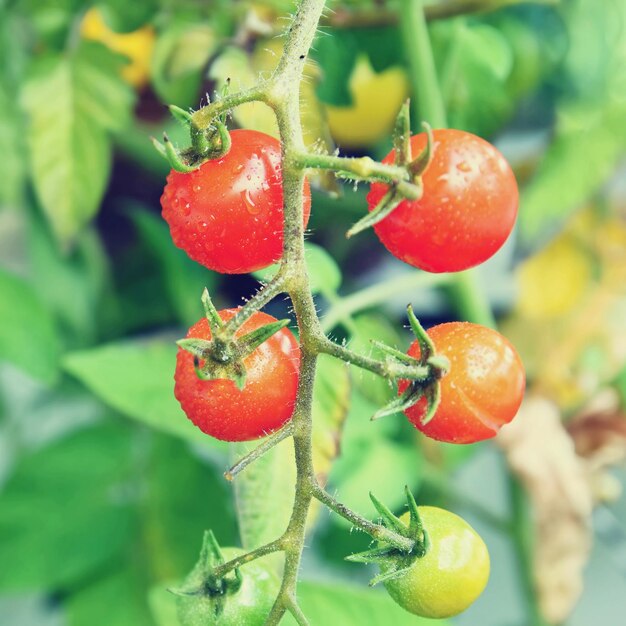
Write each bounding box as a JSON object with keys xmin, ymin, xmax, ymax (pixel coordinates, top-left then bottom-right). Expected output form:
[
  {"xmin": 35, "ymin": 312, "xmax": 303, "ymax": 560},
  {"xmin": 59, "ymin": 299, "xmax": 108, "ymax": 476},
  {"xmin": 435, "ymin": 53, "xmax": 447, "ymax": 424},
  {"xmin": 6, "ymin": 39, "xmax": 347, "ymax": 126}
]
[
  {"xmin": 174, "ymin": 309, "xmax": 300, "ymax": 441},
  {"xmin": 398, "ymin": 322, "xmax": 525, "ymax": 443},
  {"xmin": 383, "ymin": 508, "xmax": 490, "ymax": 618},
  {"xmin": 161, "ymin": 129, "xmax": 311, "ymax": 274},
  {"xmin": 367, "ymin": 129, "xmax": 518, "ymax": 273}
]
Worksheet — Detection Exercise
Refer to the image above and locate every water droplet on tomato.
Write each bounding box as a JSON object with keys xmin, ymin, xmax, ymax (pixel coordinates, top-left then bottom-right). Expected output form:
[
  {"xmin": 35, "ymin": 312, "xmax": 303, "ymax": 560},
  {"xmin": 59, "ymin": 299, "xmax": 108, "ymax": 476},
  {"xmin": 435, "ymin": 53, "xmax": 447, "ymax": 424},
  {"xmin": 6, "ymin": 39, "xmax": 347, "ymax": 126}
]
[{"xmin": 241, "ymin": 189, "xmax": 260, "ymax": 214}]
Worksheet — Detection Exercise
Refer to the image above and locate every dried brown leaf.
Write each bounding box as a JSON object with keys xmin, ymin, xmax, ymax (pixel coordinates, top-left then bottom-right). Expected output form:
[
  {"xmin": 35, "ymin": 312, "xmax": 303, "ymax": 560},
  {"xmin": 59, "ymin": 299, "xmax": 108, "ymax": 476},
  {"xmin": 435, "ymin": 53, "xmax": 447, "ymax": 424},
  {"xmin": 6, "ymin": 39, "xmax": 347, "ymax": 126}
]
[{"xmin": 498, "ymin": 396, "xmax": 593, "ymax": 624}]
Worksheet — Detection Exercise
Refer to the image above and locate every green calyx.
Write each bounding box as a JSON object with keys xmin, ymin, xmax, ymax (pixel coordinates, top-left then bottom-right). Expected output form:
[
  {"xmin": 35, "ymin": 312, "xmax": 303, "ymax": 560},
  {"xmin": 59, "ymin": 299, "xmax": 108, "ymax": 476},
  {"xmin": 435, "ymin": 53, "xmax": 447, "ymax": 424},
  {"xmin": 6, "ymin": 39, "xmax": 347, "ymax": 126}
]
[
  {"xmin": 171, "ymin": 530, "xmax": 242, "ymax": 621},
  {"xmin": 152, "ymin": 104, "xmax": 232, "ymax": 173},
  {"xmin": 346, "ymin": 104, "xmax": 434, "ymax": 238},
  {"xmin": 177, "ymin": 288, "xmax": 291, "ymax": 389},
  {"xmin": 372, "ymin": 305, "xmax": 448, "ymax": 421},
  {"xmin": 346, "ymin": 488, "xmax": 428, "ymax": 586}
]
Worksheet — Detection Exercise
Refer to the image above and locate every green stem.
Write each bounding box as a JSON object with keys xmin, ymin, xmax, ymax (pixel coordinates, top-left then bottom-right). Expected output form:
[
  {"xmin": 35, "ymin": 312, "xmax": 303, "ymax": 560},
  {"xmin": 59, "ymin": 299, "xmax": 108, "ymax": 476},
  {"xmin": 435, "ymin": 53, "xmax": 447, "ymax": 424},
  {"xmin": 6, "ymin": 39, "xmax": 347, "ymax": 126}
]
[
  {"xmin": 211, "ymin": 537, "xmax": 286, "ymax": 579},
  {"xmin": 293, "ymin": 151, "xmax": 421, "ymax": 199},
  {"xmin": 399, "ymin": 0, "xmax": 447, "ymax": 129},
  {"xmin": 321, "ymin": 271, "xmax": 451, "ymax": 332},
  {"xmin": 509, "ymin": 475, "xmax": 551, "ymax": 626},
  {"xmin": 447, "ymin": 270, "xmax": 496, "ymax": 328},
  {"xmin": 317, "ymin": 336, "xmax": 431, "ymax": 381},
  {"xmin": 311, "ymin": 484, "xmax": 415, "ymax": 552},
  {"xmin": 224, "ymin": 423, "xmax": 295, "ymax": 481}
]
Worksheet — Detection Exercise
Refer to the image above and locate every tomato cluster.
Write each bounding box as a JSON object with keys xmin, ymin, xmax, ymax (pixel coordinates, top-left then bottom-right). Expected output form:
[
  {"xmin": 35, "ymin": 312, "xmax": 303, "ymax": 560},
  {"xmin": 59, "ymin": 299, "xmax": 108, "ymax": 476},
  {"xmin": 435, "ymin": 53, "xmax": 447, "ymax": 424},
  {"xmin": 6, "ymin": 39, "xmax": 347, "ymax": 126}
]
[{"xmin": 162, "ymin": 114, "xmax": 524, "ymax": 622}]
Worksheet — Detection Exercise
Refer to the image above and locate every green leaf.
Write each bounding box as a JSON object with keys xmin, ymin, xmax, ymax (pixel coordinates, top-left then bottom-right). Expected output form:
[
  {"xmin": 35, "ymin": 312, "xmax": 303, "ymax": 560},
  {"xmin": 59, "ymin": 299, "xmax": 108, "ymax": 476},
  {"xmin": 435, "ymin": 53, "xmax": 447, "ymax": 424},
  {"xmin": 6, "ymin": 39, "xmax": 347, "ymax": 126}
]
[
  {"xmin": 66, "ymin": 566, "xmax": 153, "ymax": 626},
  {"xmin": 328, "ymin": 390, "xmax": 421, "ymax": 528},
  {"xmin": 98, "ymin": 0, "xmax": 157, "ymax": 33},
  {"xmin": 21, "ymin": 41, "xmax": 135, "ymax": 246},
  {"xmin": 0, "ymin": 268, "xmax": 60, "ymax": 384},
  {"xmin": 283, "ymin": 581, "xmax": 450, "ymax": 625},
  {"xmin": 230, "ymin": 437, "xmax": 295, "ymax": 572},
  {"xmin": 151, "ymin": 19, "xmax": 215, "ymax": 108},
  {"xmin": 431, "ymin": 19, "xmax": 514, "ymax": 136},
  {"xmin": 520, "ymin": 100, "xmax": 626, "ymax": 246},
  {"xmin": 314, "ymin": 28, "xmax": 405, "ymax": 106},
  {"xmin": 305, "ymin": 242, "xmax": 342, "ymax": 295},
  {"xmin": 0, "ymin": 85, "xmax": 26, "ymax": 207},
  {"xmin": 140, "ymin": 435, "xmax": 236, "ymax": 581},
  {"xmin": 312, "ymin": 354, "xmax": 350, "ymax": 485},
  {"xmin": 129, "ymin": 206, "xmax": 218, "ymax": 327},
  {"xmin": 28, "ymin": 215, "xmax": 112, "ymax": 346},
  {"xmin": 0, "ymin": 423, "xmax": 135, "ymax": 590},
  {"xmin": 63, "ymin": 339, "xmax": 223, "ymax": 448}
]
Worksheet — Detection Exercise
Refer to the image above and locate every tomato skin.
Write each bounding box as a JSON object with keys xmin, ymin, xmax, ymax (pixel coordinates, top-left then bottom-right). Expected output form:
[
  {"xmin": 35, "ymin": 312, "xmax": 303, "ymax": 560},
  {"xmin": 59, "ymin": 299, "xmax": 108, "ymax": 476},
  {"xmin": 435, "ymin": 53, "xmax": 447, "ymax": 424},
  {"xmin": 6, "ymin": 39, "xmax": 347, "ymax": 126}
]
[
  {"xmin": 398, "ymin": 322, "xmax": 525, "ymax": 444},
  {"xmin": 383, "ymin": 509, "xmax": 490, "ymax": 618},
  {"xmin": 367, "ymin": 129, "xmax": 518, "ymax": 273},
  {"xmin": 174, "ymin": 309, "xmax": 300, "ymax": 441},
  {"xmin": 177, "ymin": 548, "xmax": 280, "ymax": 626},
  {"xmin": 161, "ymin": 130, "xmax": 311, "ymax": 274}
]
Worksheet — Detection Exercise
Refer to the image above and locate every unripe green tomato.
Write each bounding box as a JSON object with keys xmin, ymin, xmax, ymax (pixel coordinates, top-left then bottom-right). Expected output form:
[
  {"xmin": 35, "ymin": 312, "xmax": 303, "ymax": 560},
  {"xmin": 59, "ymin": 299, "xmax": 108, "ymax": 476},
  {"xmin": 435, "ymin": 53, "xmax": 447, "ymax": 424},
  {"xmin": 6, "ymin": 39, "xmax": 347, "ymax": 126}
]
[
  {"xmin": 177, "ymin": 549, "xmax": 280, "ymax": 626},
  {"xmin": 383, "ymin": 508, "xmax": 490, "ymax": 619}
]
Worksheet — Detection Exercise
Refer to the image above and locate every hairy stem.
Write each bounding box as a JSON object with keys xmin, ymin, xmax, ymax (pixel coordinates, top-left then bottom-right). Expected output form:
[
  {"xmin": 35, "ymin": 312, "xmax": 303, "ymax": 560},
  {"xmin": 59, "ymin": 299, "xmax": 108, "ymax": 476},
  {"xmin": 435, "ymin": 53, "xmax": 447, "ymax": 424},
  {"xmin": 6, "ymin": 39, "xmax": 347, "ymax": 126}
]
[
  {"xmin": 293, "ymin": 152, "xmax": 421, "ymax": 199},
  {"xmin": 311, "ymin": 484, "xmax": 415, "ymax": 552}
]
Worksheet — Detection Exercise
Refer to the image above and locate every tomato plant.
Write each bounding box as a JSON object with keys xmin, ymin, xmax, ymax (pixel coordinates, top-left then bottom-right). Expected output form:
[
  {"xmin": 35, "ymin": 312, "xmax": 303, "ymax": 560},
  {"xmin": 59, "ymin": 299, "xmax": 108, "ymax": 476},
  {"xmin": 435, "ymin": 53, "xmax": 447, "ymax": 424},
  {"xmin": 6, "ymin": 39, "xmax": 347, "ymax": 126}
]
[
  {"xmin": 161, "ymin": 129, "xmax": 312, "ymax": 274},
  {"xmin": 383, "ymin": 509, "xmax": 490, "ymax": 618},
  {"xmin": 399, "ymin": 322, "xmax": 525, "ymax": 443},
  {"xmin": 367, "ymin": 129, "xmax": 518, "ymax": 273},
  {"xmin": 174, "ymin": 309, "xmax": 300, "ymax": 441}
]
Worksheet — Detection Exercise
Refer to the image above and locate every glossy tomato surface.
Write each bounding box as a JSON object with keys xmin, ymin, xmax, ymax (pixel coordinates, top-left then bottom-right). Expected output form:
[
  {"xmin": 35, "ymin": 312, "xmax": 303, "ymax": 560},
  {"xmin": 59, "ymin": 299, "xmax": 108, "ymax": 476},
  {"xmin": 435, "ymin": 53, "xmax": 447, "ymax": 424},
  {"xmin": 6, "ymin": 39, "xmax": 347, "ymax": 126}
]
[
  {"xmin": 174, "ymin": 309, "xmax": 300, "ymax": 441},
  {"xmin": 383, "ymin": 509, "xmax": 490, "ymax": 619},
  {"xmin": 398, "ymin": 322, "xmax": 525, "ymax": 443},
  {"xmin": 161, "ymin": 129, "xmax": 311, "ymax": 274},
  {"xmin": 367, "ymin": 129, "xmax": 518, "ymax": 273},
  {"xmin": 177, "ymin": 548, "xmax": 280, "ymax": 626}
]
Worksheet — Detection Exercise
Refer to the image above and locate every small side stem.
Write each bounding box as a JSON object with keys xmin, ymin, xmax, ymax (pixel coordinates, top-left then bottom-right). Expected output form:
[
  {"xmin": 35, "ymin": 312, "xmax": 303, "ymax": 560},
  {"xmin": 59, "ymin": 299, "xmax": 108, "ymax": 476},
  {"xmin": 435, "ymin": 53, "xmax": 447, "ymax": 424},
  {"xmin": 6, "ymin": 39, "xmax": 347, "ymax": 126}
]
[
  {"xmin": 211, "ymin": 537, "xmax": 286, "ymax": 579},
  {"xmin": 321, "ymin": 272, "xmax": 452, "ymax": 332},
  {"xmin": 225, "ymin": 423, "xmax": 295, "ymax": 481},
  {"xmin": 292, "ymin": 152, "xmax": 420, "ymax": 199},
  {"xmin": 447, "ymin": 270, "xmax": 496, "ymax": 328},
  {"xmin": 223, "ymin": 272, "xmax": 288, "ymax": 335},
  {"xmin": 316, "ymin": 336, "xmax": 431, "ymax": 380},
  {"xmin": 191, "ymin": 84, "xmax": 268, "ymax": 130},
  {"xmin": 311, "ymin": 484, "xmax": 415, "ymax": 552},
  {"xmin": 399, "ymin": 0, "xmax": 447, "ymax": 129}
]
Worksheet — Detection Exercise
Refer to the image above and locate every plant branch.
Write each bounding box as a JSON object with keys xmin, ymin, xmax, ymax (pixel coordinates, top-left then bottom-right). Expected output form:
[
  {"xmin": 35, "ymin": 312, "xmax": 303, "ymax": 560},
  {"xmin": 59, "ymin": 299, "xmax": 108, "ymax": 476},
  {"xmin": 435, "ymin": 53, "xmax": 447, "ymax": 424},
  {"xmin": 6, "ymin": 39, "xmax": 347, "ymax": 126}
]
[
  {"xmin": 225, "ymin": 423, "xmax": 295, "ymax": 481},
  {"xmin": 321, "ymin": 271, "xmax": 451, "ymax": 332},
  {"xmin": 211, "ymin": 537, "xmax": 286, "ymax": 579},
  {"xmin": 222, "ymin": 271, "xmax": 289, "ymax": 335},
  {"xmin": 316, "ymin": 335, "xmax": 431, "ymax": 381},
  {"xmin": 292, "ymin": 151, "xmax": 421, "ymax": 199},
  {"xmin": 311, "ymin": 484, "xmax": 415, "ymax": 552}
]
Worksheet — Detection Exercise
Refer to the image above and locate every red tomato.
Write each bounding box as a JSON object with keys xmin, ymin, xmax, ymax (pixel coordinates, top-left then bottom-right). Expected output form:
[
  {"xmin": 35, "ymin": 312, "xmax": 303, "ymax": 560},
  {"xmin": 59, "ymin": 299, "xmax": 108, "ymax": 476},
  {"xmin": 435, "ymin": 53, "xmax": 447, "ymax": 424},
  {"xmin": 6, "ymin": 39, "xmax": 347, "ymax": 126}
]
[
  {"xmin": 161, "ymin": 129, "xmax": 311, "ymax": 274},
  {"xmin": 174, "ymin": 309, "xmax": 300, "ymax": 441},
  {"xmin": 398, "ymin": 322, "xmax": 525, "ymax": 443},
  {"xmin": 367, "ymin": 129, "xmax": 518, "ymax": 273}
]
